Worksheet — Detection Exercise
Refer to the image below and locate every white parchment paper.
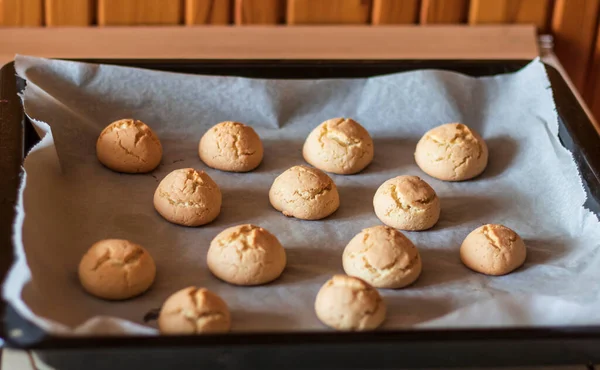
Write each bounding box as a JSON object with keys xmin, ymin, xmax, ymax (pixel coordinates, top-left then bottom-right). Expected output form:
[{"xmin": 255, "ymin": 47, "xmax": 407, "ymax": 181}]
[{"xmin": 4, "ymin": 55, "xmax": 600, "ymax": 336}]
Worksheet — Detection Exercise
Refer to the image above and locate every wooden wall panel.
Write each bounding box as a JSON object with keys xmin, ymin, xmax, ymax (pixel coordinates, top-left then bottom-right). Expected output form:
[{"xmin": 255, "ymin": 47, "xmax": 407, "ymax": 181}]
[
  {"xmin": 235, "ymin": 0, "xmax": 285, "ymax": 24},
  {"xmin": 469, "ymin": 0, "xmax": 550, "ymax": 31},
  {"xmin": 185, "ymin": 0, "xmax": 231, "ymax": 24},
  {"xmin": 420, "ymin": 0, "xmax": 469, "ymax": 24},
  {"xmin": 586, "ymin": 23, "xmax": 600, "ymax": 122},
  {"xmin": 98, "ymin": 0, "xmax": 182, "ymax": 25},
  {"xmin": 45, "ymin": 0, "xmax": 93, "ymax": 26},
  {"xmin": 287, "ymin": 0, "xmax": 371, "ymax": 25},
  {"xmin": 372, "ymin": 0, "xmax": 419, "ymax": 24},
  {"xmin": 0, "ymin": 0, "xmax": 42, "ymax": 26},
  {"xmin": 551, "ymin": 0, "xmax": 600, "ymax": 91}
]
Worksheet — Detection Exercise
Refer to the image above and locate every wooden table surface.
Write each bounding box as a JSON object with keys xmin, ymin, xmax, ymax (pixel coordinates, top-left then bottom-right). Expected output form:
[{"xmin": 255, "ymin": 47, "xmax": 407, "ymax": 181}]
[
  {"xmin": 0, "ymin": 25, "xmax": 539, "ymax": 65},
  {"xmin": 0, "ymin": 24, "xmax": 595, "ymax": 370}
]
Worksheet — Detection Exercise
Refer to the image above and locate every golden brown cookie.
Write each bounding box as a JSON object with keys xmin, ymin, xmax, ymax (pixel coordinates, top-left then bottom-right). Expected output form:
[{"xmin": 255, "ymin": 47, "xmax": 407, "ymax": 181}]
[
  {"xmin": 153, "ymin": 168, "xmax": 222, "ymax": 227},
  {"xmin": 207, "ymin": 224, "xmax": 286, "ymax": 286},
  {"xmin": 373, "ymin": 175, "xmax": 440, "ymax": 231},
  {"xmin": 199, "ymin": 121, "xmax": 264, "ymax": 172},
  {"xmin": 96, "ymin": 119, "xmax": 162, "ymax": 173},
  {"xmin": 314, "ymin": 275, "xmax": 386, "ymax": 331},
  {"xmin": 343, "ymin": 226, "xmax": 422, "ymax": 289},
  {"xmin": 414, "ymin": 123, "xmax": 488, "ymax": 181},
  {"xmin": 460, "ymin": 224, "xmax": 526, "ymax": 276},
  {"xmin": 269, "ymin": 165, "xmax": 339, "ymax": 220},
  {"xmin": 303, "ymin": 118, "xmax": 374, "ymax": 175},
  {"xmin": 78, "ymin": 239, "xmax": 156, "ymax": 300},
  {"xmin": 158, "ymin": 286, "xmax": 231, "ymax": 334}
]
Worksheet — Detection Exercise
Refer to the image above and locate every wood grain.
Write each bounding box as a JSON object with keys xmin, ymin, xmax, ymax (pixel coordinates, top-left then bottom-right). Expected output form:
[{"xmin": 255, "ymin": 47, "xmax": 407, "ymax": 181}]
[
  {"xmin": 45, "ymin": 0, "xmax": 93, "ymax": 26},
  {"xmin": 287, "ymin": 0, "xmax": 371, "ymax": 24},
  {"xmin": 420, "ymin": 0, "xmax": 468, "ymax": 24},
  {"xmin": 235, "ymin": 0, "xmax": 285, "ymax": 24},
  {"xmin": 372, "ymin": 0, "xmax": 419, "ymax": 24},
  {"xmin": 0, "ymin": 0, "xmax": 42, "ymax": 26},
  {"xmin": 0, "ymin": 25, "xmax": 539, "ymax": 64},
  {"xmin": 469, "ymin": 0, "xmax": 550, "ymax": 31},
  {"xmin": 97, "ymin": 0, "xmax": 183, "ymax": 25},
  {"xmin": 551, "ymin": 0, "xmax": 600, "ymax": 91},
  {"xmin": 586, "ymin": 22, "xmax": 600, "ymax": 122},
  {"xmin": 185, "ymin": 0, "xmax": 232, "ymax": 24}
]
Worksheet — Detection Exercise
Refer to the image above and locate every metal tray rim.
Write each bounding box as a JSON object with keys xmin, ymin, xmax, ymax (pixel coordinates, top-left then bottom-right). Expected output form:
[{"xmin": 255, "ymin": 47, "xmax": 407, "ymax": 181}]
[{"xmin": 1, "ymin": 58, "xmax": 600, "ymax": 358}]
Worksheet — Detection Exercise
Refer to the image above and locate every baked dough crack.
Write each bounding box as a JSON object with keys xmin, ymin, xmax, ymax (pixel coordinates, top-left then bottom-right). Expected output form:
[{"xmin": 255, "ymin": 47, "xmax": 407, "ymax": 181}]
[
  {"xmin": 396, "ymin": 253, "xmax": 420, "ymax": 273},
  {"xmin": 115, "ymin": 130, "xmax": 148, "ymax": 163},
  {"xmin": 158, "ymin": 190, "xmax": 208, "ymax": 209},
  {"xmin": 452, "ymin": 155, "xmax": 472, "ymax": 173},
  {"xmin": 482, "ymin": 225, "xmax": 503, "ymax": 252},
  {"xmin": 183, "ymin": 170, "xmax": 214, "ymax": 193},
  {"xmin": 218, "ymin": 225, "xmax": 266, "ymax": 260},
  {"xmin": 359, "ymin": 252, "xmax": 419, "ymax": 278},
  {"xmin": 91, "ymin": 250, "xmax": 111, "ymax": 271},
  {"xmin": 317, "ymin": 119, "xmax": 361, "ymax": 149},
  {"xmin": 389, "ymin": 184, "xmax": 411, "ymax": 211},
  {"xmin": 292, "ymin": 183, "xmax": 332, "ymax": 201},
  {"xmin": 133, "ymin": 130, "xmax": 147, "ymax": 147},
  {"xmin": 427, "ymin": 124, "xmax": 476, "ymax": 147},
  {"xmin": 414, "ymin": 196, "xmax": 435, "ymax": 206},
  {"xmin": 196, "ymin": 312, "xmax": 225, "ymax": 325},
  {"xmin": 100, "ymin": 119, "xmax": 144, "ymax": 137},
  {"xmin": 124, "ymin": 248, "xmax": 144, "ymax": 265}
]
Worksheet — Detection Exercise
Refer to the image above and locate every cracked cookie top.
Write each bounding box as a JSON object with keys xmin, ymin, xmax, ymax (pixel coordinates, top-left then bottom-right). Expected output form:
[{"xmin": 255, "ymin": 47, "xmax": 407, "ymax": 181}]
[
  {"xmin": 78, "ymin": 239, "xmax": 156, "ymax": 300},
  {"xmin": 153, "ymin": 168, "xmax": 222, "ymax": 227},
  {"xmin": 199, "ymin": 121, "xmax": 264, "ymax": 172},
  {"xmin": 158, "ymin": 286, "xmax": 231, "ymax": 335},
  {"xmin": 96, "ymin": 118, "xmax": 163, "ymax": 173},
  {"xmin": 207, "ymin": 224, "xmax": 286, "ymax": 286},
  {"xmin": 373, "ymin": 175, "xmax": 441, "ymax": 231},
  {"xmin": 303, "ymin": 118, "xmax": 374, "ymax": 175},
  {"xmin": 314, "ymin": 274, "xmax": 386, "ymax": 331},
  {"xmin": 460, "ymin": 224, "xmax": 527, "ymax": 276},
  {"xmin": 343, "ymin": 226, "xmax": 422, "ymax": 289},
  {"xmin": 269, "ymin": 165, "xmax": 340, "ymax": 220},
  {"xmin": 414, "ymin": 123, "xmax": 488, "ymax": 181}
]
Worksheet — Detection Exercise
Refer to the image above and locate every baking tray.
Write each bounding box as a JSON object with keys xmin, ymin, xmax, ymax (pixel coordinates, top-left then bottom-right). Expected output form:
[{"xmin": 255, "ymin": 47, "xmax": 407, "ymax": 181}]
[{"xmin": 1, "ymin": 59, "xmax": 600, "ymax": 370}]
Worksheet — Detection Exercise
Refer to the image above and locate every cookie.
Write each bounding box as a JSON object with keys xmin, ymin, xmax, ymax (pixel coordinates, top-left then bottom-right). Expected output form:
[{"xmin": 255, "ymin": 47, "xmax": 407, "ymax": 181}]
[
  {"xmin": 460, "ymin": 224, "xmax": 526, "ymax": 276},
  {"xmin": 303, "ymin": 118, "xmax": 374, "ymax": 175},
  {"xmin": 153, "ymin": 168, "xmax": 222, "ymax": 227},
  {"xmin": 96, "ymin": 119, "xmax": 162, "ymax": 173},
  {"xmin": 158, "ymin": 286, "xmax": 231, "ymax": 334},
  {"xmin": 269, "ymin": 165, "xmax": 339, "ymax": 220},
  {"xmin": 414, "ymin": 123, "xmax": 488, "ymax": 181},
  {"xmin": 314, "ymin": 275, "xmax": 386, "ymax": 331},
  {"xmin": 343, "ymin": 226, "xmax": 422, "ymax": 289},
  {"xmin": 78, "ymin": 239, "xmax": 156, "ymax": 300},
  {"xmin": 207, "ymin": 224, "xmax": 286, "ymax": 286},
  {"xmin": 373, "ymin": 175, "xmax": 440, "ymax": 231},
  {"xmin": 199, "ymin": 121, "xmax": 264, "ymax": 172}
]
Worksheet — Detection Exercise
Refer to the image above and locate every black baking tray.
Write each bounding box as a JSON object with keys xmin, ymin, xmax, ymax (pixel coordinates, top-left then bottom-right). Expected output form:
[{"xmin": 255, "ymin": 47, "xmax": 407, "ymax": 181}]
[{"xmin": 1, "ymin": 59, "xmax": 600, "ymax": 370}]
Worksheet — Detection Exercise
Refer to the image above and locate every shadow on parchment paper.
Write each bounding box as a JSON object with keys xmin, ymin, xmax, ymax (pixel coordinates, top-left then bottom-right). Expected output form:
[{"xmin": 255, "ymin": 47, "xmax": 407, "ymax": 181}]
[
  {"xmin": 279, "ymin": 246, "xmax": 343, "ymax": 285},
  {"xmin": 434, "ymin": 194, "xmax": 510, "ymax": 230},
  {"xmin": 329, "ymin": 185, "xmax": 376, "ymax": 221},
  {"xmin": 522, "ymin": 238, "xmax": 570, "ymax": 268},
  {"xmin": 479, "ymin": 135, "xmax": 519, "ymax": 180},
  {"xmin": 361, "ymin": 137, "xmax": 420, "ymax": 175},
  {"xmin": 254, "ymin": 138, "xmax": 304, "ymax": 174},
  {"xmin": 382, "ymin": 295, "xmax": 455, "ymax": 327},
  {"xmin": 413, "ymin": 248, "xmax": 472, "ymax": 289},
  {"xmin": 213, "ymin": 188, "xmax": 270, "ymax": 227}
]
